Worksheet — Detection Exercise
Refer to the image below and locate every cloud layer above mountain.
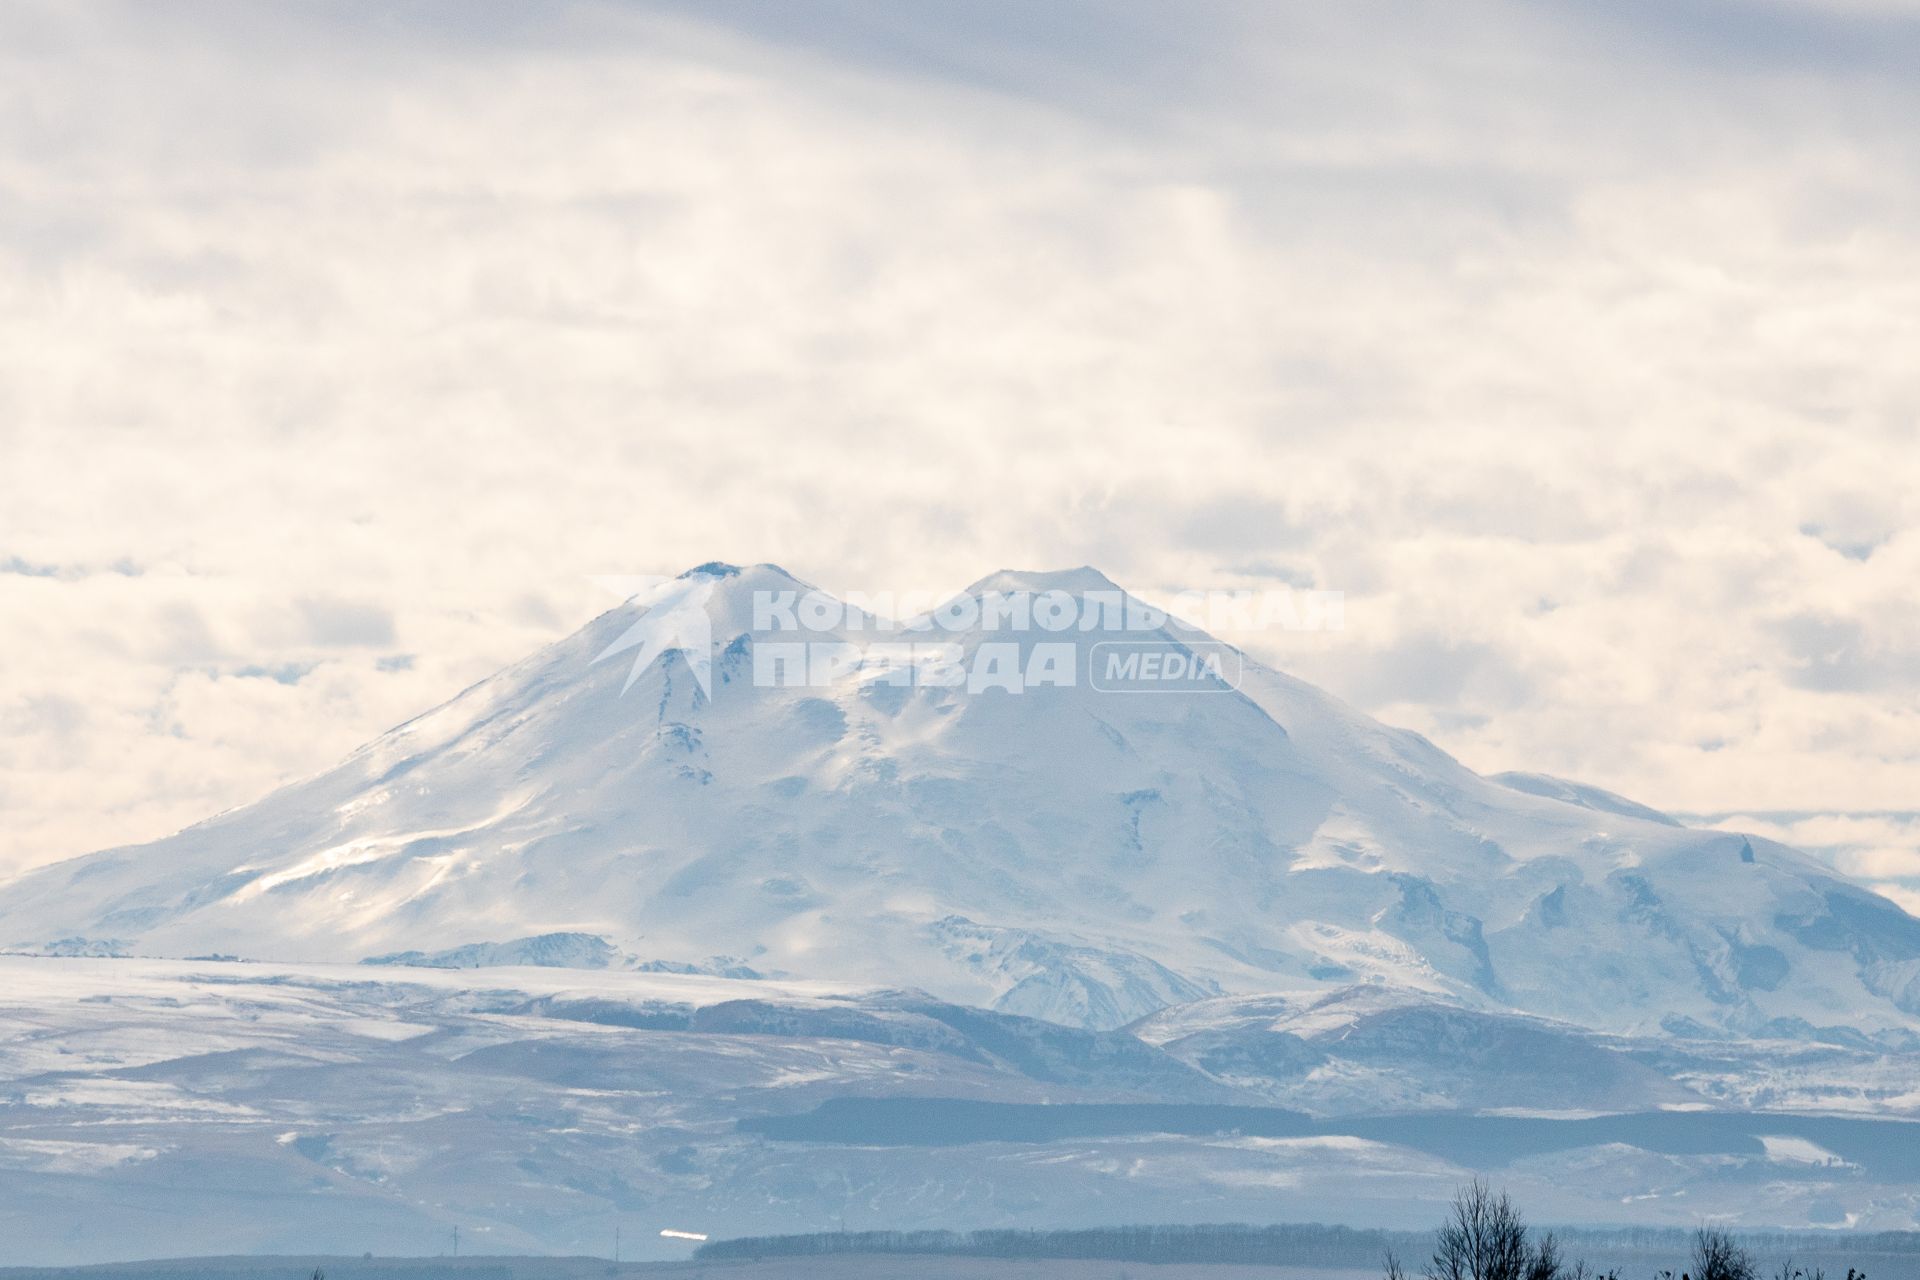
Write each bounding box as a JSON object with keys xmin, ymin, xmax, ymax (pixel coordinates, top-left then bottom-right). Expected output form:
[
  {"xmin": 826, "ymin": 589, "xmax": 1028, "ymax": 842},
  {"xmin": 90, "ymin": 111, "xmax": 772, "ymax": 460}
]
[{"xmin": 2, "ymin": 1, "xmax": 1917, "ymax": 903}]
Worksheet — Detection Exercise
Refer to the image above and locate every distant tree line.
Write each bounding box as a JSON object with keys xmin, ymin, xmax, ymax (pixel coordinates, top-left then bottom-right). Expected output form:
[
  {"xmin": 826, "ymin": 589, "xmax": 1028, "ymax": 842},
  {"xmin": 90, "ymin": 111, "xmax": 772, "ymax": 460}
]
[
  {"xmin": 697, "ymin": 1222, "xmax": 1422, "ymax": 1267},
  {"xmin": 699, "ymin": 1188, "xmax": 1915, "ymax": 1276}
]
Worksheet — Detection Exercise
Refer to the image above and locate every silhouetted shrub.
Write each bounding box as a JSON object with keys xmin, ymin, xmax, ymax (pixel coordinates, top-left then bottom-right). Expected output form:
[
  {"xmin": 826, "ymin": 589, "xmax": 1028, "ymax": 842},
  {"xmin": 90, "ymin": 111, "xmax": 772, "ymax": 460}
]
[
  {"xmin": 1695, "ymin": 1226, "xmax": 1759, "ymax": 1280},
  {"xmin": 1420, "ymin": 1180, "xmax": 1577, "ymax": 1280}
]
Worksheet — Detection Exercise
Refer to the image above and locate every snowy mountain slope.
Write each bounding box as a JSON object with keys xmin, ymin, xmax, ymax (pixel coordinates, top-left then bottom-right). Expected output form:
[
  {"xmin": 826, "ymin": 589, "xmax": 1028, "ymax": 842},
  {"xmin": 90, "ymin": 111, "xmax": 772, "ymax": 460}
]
[
  {"xmin": 2, "ymin": 956, "xmax": 1917, "ymax": 1264},
  {"xmin": 2, "ymin": 563, "xmax": 1917, "ymax": 1040},
  {"xmin": 360, "ymin": 930, "xmax": 630, "ymax": 969},
  {"xmin": 1488, "ymin": 771, "xmax": 1683, "ymax": 827},
  {"xmin": 1127, "ymin": 987, "xmax": 1671, "ymax": 1114},
  {"xmin": 1124, "ymin": 986, "xmax": 1907, "ymax": 1116}
]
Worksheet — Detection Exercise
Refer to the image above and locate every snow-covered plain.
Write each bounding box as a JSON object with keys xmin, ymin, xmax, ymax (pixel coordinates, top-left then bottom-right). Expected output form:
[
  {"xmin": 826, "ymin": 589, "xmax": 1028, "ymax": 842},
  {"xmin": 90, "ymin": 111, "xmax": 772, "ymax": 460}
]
[{"xmin": 4, "ymin": 564, "xmax": 1920, "ymax": 1259}]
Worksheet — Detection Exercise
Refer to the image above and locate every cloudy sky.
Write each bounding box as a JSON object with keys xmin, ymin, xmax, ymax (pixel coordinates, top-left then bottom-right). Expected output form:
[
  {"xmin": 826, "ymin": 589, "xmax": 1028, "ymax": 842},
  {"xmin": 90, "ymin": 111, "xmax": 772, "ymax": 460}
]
[{"xmin": 3, "ymin": 0, "xmax": 1918, "ymax": 907}]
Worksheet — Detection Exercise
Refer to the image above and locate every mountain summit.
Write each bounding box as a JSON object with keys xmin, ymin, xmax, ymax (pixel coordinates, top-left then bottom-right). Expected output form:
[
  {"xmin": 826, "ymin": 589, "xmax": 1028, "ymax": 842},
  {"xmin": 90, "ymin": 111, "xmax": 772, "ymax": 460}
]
[{"xmin": 4, "ymin": 564, "xmax": 1917, "ymax": 1035}]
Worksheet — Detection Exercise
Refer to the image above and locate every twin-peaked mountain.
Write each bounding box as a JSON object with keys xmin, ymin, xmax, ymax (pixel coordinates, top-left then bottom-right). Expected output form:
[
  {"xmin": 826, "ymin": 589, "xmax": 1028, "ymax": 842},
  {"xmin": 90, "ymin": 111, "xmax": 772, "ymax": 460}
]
[{"xmin": 4, "ymin": 563, "xmax": 1918, "ymax": 1039}]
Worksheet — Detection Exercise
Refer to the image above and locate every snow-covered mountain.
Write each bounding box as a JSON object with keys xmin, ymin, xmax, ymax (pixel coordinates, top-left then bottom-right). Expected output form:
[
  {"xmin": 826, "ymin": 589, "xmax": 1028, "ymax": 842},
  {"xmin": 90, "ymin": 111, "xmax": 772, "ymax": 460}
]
[{"xmin": 4, "ymin": 562, "xmax": 1919, "ymax": 1041}]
